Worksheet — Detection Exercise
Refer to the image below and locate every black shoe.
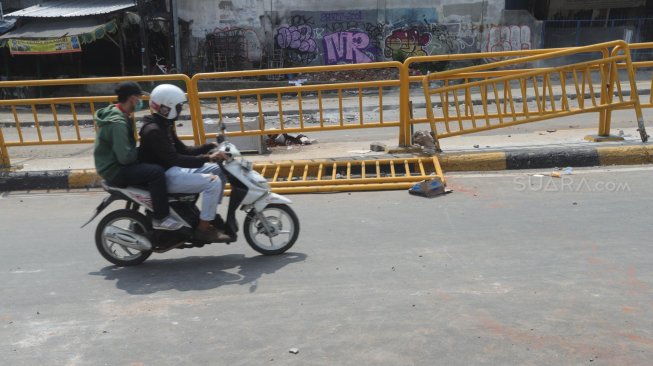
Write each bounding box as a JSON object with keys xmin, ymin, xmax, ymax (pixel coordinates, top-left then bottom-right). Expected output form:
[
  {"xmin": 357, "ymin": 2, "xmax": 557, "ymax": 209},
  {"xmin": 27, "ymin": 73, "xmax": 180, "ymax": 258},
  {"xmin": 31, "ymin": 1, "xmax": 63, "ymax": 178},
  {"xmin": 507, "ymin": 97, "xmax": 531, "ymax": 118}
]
[{"xmin": 194, "ymin": 226, "xmax": 231, "ymax": 243}]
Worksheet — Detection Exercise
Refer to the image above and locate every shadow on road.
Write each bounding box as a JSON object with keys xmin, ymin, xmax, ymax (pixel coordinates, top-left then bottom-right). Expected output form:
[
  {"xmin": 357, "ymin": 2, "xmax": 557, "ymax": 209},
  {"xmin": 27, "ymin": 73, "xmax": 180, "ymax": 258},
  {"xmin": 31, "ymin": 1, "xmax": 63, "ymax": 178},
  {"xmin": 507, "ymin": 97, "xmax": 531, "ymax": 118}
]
[{"xmin": 88, "ymin": 252, "xmax": 307, "ymax": 295}]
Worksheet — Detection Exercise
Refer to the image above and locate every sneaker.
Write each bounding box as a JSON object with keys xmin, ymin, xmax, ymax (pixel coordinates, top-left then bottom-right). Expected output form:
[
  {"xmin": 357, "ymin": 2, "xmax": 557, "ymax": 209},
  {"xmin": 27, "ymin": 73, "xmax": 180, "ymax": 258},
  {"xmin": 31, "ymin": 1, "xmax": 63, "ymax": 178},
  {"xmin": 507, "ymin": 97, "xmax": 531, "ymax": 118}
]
[
  {"xmin": 152, "ymin": 216, "xmax": 184, "ymax": 231},
  {"xmin": 194, "ymin": 225, "xmax": 231, "ymax": 243}
]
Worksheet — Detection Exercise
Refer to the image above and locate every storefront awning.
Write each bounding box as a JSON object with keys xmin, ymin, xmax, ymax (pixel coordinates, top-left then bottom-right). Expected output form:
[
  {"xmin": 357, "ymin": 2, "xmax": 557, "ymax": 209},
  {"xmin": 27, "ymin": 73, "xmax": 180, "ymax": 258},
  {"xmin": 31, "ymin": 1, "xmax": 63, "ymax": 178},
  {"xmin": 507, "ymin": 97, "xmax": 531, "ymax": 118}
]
[
  {"xmin": 6, "ymin": 0, "xmax": 135, "ymax": 18},
  {"xmin": 0, "ymin": 18, "xmax": 116, "ymax": 41},
  {"xmin": 0, "ymin": 18, "xmax": 17, "ymax": 36},
  {"xmin": 0, "ymin": 18, "xmax": 118, "ymax": 52}
]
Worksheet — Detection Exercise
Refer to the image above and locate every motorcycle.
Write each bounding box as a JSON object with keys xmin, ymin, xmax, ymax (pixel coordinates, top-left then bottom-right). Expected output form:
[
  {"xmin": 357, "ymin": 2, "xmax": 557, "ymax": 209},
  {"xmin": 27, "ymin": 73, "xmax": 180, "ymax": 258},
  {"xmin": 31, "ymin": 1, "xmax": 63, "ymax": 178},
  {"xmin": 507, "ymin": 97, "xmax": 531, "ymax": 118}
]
[{"xmin": 82, "ymin": 124, "xmax": 300, "ymax": 266}]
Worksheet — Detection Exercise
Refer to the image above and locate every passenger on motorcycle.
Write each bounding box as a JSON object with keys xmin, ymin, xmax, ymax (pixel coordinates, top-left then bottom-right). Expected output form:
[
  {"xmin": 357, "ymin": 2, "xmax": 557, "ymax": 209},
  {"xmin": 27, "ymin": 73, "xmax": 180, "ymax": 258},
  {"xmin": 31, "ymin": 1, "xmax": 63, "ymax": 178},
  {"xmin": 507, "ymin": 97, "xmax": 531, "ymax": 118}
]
[
  {"xmin": 138, "ymin": 84, "xmax": 229, "ymax": 243},
  {"xmin": 93, "ymin": 82, "xmax": 183, "ymax": 231}
]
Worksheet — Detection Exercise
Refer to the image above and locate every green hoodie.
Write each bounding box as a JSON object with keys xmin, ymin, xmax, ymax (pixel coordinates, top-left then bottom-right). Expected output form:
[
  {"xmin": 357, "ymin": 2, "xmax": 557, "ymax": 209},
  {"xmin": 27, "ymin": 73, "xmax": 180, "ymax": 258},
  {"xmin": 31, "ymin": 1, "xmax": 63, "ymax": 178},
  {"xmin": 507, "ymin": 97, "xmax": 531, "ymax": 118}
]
[{"xmin": 93, "ymin": 104, "xmax": 138, "ymax": 181}]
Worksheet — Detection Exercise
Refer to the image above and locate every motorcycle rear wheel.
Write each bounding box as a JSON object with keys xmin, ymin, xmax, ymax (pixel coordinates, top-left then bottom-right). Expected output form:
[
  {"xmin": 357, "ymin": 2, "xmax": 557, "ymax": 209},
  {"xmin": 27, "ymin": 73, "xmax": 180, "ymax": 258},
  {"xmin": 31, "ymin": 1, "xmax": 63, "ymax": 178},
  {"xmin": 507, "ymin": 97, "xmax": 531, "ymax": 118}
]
[
  {"xmin": 244, "ymin": 204, "xmax": 299, "ymax": 255},
  {"xmin": 95, "ymin": 209, "xmax": 152, "ymax": 266}
]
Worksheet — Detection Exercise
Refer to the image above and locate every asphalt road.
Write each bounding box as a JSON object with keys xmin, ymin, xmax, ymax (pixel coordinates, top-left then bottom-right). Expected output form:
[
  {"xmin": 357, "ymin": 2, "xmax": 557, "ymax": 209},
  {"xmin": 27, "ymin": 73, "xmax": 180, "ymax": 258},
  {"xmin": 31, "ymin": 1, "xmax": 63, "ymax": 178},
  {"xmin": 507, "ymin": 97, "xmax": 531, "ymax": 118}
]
[{"xmin": 1, "ymin": 166, "xmax": 652, "ymax": 365}]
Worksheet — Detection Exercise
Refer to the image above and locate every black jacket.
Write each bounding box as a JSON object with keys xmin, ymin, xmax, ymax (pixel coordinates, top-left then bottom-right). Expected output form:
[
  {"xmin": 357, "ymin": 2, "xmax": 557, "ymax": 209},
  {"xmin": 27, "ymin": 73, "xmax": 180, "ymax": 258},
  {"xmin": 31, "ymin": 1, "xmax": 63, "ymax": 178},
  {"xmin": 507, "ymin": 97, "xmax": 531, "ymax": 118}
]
[{"xmin": 138, "ymin": 114, "xmax": 213, "ymax": 169}]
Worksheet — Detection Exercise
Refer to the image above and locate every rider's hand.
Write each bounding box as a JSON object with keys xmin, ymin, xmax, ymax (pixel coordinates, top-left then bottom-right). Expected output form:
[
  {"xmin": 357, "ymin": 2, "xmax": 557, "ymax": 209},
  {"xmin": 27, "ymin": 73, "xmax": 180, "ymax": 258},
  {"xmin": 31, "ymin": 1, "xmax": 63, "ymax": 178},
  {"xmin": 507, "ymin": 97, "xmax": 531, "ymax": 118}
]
[{"xmin": 209, "ymin": 151, "xmax": 228, "ymax": 162}]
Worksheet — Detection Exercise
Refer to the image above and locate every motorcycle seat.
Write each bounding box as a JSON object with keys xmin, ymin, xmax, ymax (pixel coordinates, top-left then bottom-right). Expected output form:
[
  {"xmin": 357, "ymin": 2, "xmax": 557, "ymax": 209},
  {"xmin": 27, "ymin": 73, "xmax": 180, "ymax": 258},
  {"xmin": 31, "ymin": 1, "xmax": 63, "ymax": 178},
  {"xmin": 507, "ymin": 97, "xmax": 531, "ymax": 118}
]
[
  {"xmin": 102, "ymin": 180, "xmax": 198, "ymax": 200},
  {"xmin": 101, "ymin": 180, "xmax": 147, "ymax": 191}
]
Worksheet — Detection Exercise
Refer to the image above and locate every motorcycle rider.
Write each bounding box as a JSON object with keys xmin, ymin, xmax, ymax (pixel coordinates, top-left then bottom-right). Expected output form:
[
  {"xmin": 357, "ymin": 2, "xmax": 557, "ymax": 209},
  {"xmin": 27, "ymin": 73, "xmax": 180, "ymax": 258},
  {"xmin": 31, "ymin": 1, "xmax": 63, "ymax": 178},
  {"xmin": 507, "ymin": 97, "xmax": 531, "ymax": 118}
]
[
  {"xmin": 93, "ymin": 81, "xmax": 183, "ymax": 231},
  {"xmin": 138, "ymin": 84, "xmax": 229, "ymax": 243}
]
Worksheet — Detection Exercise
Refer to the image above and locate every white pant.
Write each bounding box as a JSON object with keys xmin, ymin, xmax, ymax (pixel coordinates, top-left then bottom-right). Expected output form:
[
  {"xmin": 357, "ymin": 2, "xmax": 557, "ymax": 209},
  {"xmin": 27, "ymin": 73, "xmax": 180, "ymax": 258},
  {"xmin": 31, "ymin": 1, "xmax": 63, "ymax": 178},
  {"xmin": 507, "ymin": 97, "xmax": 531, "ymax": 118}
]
[{"xmin": 165, "ymin": 163, "xmax": 226, "ymax": 221}]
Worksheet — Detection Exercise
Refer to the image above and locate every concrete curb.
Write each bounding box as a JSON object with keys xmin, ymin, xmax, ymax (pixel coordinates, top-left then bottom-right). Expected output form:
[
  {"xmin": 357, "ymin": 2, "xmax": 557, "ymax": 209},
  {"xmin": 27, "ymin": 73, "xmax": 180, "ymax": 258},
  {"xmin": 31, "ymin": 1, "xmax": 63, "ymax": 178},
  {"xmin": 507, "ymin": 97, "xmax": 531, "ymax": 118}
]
[
  {"xmin": 439, "ymin": 144, "xmax": 653, "ymax": 171},
  {"xmin": 1, "ymin": 145, "xmax": 652, "ymax": 191}
]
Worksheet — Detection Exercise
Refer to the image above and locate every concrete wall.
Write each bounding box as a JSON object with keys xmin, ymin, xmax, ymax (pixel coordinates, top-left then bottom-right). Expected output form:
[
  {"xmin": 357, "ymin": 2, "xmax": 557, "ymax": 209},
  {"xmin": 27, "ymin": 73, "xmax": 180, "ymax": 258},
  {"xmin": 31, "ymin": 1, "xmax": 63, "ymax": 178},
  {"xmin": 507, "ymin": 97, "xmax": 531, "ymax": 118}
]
[{"xmin": 179, "ymin": 0, "xmax": 543, "ymax": 70}]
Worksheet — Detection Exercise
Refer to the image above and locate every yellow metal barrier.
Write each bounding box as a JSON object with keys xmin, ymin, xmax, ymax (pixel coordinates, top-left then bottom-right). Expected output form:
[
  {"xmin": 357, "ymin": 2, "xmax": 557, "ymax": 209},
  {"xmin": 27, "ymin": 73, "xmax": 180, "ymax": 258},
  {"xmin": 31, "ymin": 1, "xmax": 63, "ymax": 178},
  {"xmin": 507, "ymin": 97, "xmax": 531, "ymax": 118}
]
[
  {"xmin": 189, "ymin": 62, "xmax": 403, "ymax": 144},
  {"xmin": 222, "ymin": 156, "xmax": 445, "ymax": 195},
  {"xmin": 420, "ymin": 41, "xmax": 645, "ymax": 142},
  {"xmin": 0, "ymin": 41, "xmax": 650, "ymax": 172},
  {"xmin": 398, "ymin": 46, "xmax": 607, "ymax": 146},
  {"xmin": 0, "ymin": 74, "xmax": 198, "ymax": 167}
]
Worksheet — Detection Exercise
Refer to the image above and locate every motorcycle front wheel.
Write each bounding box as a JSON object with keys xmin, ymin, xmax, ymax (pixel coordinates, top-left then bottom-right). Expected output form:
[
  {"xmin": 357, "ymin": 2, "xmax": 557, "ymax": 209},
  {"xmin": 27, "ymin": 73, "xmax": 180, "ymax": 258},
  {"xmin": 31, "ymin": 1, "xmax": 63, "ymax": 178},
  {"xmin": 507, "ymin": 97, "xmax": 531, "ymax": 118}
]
[
  {"xmin": 244, "ymin": 204, "xmax": 299, "ymax": 255},
  {"xmin": 95, "ymin": 209, "xmax": 152, "ymax": 266}
]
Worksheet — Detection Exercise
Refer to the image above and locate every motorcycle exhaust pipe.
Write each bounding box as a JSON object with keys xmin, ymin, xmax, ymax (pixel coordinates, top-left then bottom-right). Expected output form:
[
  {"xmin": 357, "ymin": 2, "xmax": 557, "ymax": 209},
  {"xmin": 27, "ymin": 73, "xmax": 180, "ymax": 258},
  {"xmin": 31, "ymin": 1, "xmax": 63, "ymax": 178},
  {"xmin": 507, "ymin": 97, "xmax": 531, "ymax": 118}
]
[{"xmin": 104, "ymin": 225, "xmax": 153, "ymax": 251}]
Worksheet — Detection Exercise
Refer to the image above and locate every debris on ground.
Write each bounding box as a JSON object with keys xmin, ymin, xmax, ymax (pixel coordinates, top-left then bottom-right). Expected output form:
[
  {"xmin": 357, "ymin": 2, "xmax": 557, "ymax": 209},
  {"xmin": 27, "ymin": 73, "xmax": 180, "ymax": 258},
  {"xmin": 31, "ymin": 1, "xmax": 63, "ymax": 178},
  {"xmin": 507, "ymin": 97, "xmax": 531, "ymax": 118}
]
[
  {"xmin": 288, "ymin": 79, "xmax": 307, "ymax": 86},
  {"xmin": 266, "ymin": 134, "xmax": 316, "ymax": 147},
  {"xmin": 413, "ymin": 131, "xmax": 438, "ymax": 154},
  {"xmin": 408, "ymin": 177, "xmax": 451, "ymax": 198},
  {"xmin": 546, "ymin": 129, "xmax": 557, "ymax": 133},
  {"xmin": 370, "ymin": 142, "xmax": 387, "ymax": 152},
  {"xmin": 348, "ymin": 150, "xmax": 373, "ymax": 154},
  {"xmin": 473, "ymin": 144, "xmax": 480, "ymax": 148},
  {"xmin": 551, "ymin": 167, "xmax": 573, "ymax": 178},
  {"xmin": 289, "ymin": 348, "xmax": 299, "ymax": 354},
  {"xmin": 618, "ymin": 129, "xmax": 625, "ymax": 136}
]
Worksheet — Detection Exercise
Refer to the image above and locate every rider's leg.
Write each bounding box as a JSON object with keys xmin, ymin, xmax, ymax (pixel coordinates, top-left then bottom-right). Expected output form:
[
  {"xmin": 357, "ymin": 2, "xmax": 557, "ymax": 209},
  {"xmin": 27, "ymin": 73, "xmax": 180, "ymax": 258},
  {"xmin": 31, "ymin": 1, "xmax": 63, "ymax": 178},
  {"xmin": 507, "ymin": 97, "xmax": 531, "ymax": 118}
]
[
  {"xmin": 165, "ymin": 166, "xmax": 223, "ymax": 225},
  {"xmin": 193, "ymin": 163, "xmax": 226, "ymax": 203}
]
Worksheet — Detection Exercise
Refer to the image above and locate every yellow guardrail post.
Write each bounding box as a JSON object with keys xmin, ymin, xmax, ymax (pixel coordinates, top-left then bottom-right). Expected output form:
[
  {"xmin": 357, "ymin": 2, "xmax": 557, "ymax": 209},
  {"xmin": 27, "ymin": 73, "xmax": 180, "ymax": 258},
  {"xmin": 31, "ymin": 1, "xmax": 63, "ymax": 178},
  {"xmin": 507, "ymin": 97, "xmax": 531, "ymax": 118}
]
[
  {"xmin": 621, "ymin": 43, "xmax": 649, "ymax": 142},
  {"xmin": 597, "ymin": 47, "xmax": 610, "ymax": 137},
  {"xmin": 398, "ymin": 63, "xmax": 411, "ymax": 147},
  {"xmin": 187, "ymin": 77, "xmax": 204, "ymax": 145},
  {"xmin": 0, "ymin": 126, "xmax": 10, "ymax": 168}
]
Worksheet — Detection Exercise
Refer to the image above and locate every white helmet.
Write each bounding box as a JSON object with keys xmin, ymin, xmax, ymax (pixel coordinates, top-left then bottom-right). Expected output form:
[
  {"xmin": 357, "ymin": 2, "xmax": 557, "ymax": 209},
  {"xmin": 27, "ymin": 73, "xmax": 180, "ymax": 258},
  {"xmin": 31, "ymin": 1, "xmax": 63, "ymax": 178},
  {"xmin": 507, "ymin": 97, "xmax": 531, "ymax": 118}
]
[{"xmin": 149, "ymin": 84, "xmax": 187, "ymax": 120}]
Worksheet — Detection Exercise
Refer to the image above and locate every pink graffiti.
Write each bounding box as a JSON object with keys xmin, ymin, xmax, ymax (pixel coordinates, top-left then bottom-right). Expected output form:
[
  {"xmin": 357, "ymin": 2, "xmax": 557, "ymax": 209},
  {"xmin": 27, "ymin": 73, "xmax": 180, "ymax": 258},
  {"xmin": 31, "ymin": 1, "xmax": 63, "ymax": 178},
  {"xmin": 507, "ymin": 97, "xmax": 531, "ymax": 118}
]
[
  {"xmin": 323, "ymin": 32, "xmax": 373, "ymax": 64},
  {"xmin": 276, "ymin": 25, "xmax": 317, "ymax": 53},
  {"xmin": 485, "ymin": 25, "xmax": 531, "ymax": 53}
]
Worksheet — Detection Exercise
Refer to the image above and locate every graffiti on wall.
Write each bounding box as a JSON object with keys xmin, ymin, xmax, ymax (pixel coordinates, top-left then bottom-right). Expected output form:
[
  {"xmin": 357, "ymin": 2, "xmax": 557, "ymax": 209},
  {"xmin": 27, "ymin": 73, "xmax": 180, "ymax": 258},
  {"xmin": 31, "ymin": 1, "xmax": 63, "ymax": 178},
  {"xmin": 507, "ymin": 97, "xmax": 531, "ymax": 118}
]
[
  {"xmin": 273, "ymin": 9, "xmax": 529, "ymax": 66},
  {"xmin": 323, "ymin": 31, "xmax": 376, "ymax": 64},
  {"xmin": 484, "ymin": 25, "xmax": 532, "ymax": 53},
  {"xmin": 384, "ymin": 29, "xmax": 431, "ymax": 58},
  {"xmin": 207, "ymin": 26, "xmax": 262, "ymax": 69},
  {"xmin": 320, "ymin": 10, "xmax": 363, "ymax": 22},
  {"xmin": 384, "ymin": 22, "xmax": 480, "ymax": 59},
  {"xmin": 275, "ymin": 10, "xmax": 385, "ymax": 65},
  {"xmin": 276, "ymin": 25, "xmax": 318, "ymax": 64}
]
